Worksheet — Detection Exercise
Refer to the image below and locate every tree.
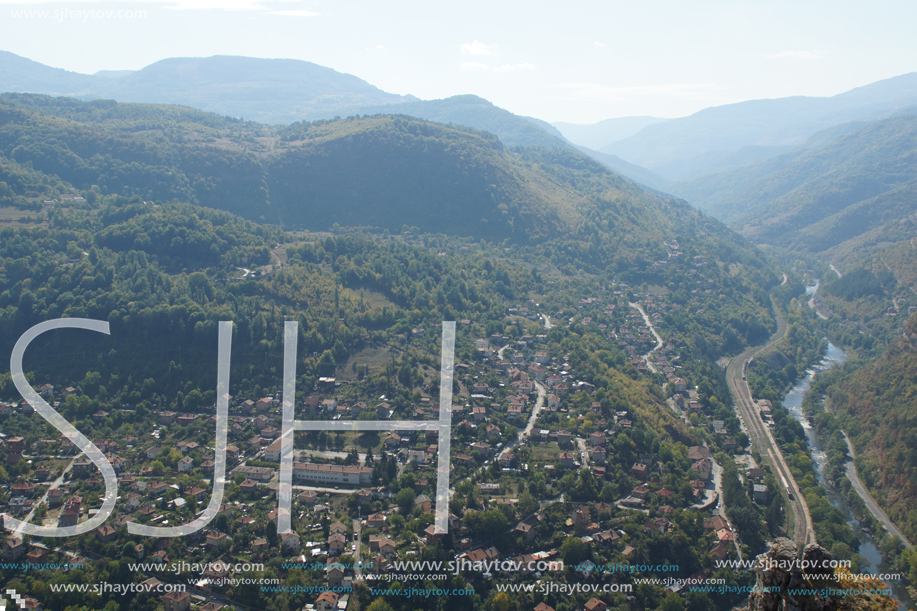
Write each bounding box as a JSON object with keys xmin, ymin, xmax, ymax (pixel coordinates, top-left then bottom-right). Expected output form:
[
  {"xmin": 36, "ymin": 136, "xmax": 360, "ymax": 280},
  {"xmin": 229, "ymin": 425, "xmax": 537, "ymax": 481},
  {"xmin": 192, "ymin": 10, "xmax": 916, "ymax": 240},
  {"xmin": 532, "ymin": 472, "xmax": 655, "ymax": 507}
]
[
  {"xmin": 559, "ymin": 536, "xmax": 589, "ymax": 566},
  {"xmin": 492, "ymin": 592, "xmax": 511, "ymax": 611},
  {"xmin": 396, "ymin": 488, "xmax": 416, "ymax": 511},
  {"xmin": 367, "ymin": 599, "xmax": 395, "ymax": 611},
  {"xmin": 517, "ymin": 490, "xmax": 538, "ymax": 516}
]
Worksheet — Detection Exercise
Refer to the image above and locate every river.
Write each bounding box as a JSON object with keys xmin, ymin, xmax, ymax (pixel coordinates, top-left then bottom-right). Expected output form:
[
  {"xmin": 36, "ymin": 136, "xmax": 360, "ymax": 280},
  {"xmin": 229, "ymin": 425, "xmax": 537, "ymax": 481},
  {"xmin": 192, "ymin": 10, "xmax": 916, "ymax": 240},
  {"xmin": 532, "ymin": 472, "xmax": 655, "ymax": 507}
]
[{"xmin": 781, "ymin": 338, "xmax": 913, "ymax": 609}]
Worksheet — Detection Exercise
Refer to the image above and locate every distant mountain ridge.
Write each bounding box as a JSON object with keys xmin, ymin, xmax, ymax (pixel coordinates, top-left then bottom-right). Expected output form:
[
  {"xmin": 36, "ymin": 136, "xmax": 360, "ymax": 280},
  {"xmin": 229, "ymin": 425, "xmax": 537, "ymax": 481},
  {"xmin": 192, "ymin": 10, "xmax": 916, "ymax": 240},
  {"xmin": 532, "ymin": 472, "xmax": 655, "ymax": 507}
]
[
  {"xmin": 602, "ymin": 73, "xmax": 917, "ymax": 181},
  {"xmin": 552, "ymin": 116, "xmax": 670, "ymax": 151},
  {"xmin": 0, "ymin": 51, "xmax": 416, "ymax": 123},
  {"xmin": 720, "ymin": 113, "xmax": 917, "ymax": 254}
]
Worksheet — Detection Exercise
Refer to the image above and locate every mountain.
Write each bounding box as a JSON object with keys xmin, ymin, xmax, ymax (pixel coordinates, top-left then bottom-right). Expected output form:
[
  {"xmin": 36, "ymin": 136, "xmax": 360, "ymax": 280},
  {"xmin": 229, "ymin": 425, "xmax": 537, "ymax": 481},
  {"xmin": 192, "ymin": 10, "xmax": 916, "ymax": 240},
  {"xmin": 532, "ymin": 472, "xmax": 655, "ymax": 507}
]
[
  {"xmin": 717, "ymin": 113, "xmax": 917, "ymax": 255},
  {"xmin": 570, "ymin": 146, "xmax": 671, "ymax": 193},
  {"xmin": 0, "ymin": 93, "xmax": 695, "ymax": 247},
  {"xmin": 0, "ymin": 51, "xmax": 682, "ymax": 189},
  {"xmin": 346, "ymin": 94, "xmax": 571, "ymax": 149},
  {"xmin": 603, "ymin": 73, "xmax": 917, "ymax": 181},
  {"xmin": 0, "ymin": 50, "xmax": 97, "ymax": 94},
  {"xmin": 826, "ymin": 315, "xmax": 917, "ymax": 544},
  {"xmin": 0, "ymin": 52, "xmax": 416, "ymax": 123},
  {"xmin": 553, "ymin": 116, "xmax": 669, "ymax": 151}
]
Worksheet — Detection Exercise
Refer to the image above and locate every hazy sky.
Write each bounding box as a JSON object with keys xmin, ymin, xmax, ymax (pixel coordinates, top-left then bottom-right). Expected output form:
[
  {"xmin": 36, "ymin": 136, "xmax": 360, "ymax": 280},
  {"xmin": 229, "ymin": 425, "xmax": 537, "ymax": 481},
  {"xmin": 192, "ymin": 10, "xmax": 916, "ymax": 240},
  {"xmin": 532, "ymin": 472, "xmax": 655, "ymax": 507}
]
[{"xmin": 2, "ymin": 0, "xmax": 915, "ymax": 124}]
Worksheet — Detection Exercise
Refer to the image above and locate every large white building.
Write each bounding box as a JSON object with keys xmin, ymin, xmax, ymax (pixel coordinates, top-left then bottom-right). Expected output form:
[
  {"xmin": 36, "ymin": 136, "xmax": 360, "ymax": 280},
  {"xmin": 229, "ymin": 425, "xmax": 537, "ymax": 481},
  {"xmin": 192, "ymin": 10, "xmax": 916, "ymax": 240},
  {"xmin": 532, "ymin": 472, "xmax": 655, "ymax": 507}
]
[{"xmin": 293, "ymin": 462, "xmax": 372, "ymax": 485}]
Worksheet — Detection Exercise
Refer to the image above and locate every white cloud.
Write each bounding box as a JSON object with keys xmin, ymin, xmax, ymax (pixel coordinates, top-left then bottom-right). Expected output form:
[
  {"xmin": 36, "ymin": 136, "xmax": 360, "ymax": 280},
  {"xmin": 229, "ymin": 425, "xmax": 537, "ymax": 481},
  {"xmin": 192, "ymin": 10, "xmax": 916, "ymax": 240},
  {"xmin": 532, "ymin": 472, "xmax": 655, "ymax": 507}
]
[
  {"xmin": 460, "ymin": 40, "xmax": 495, "ymax": 56},
  {"xmin": 461, "ymin": 62, "xmax": 534, "ymax": 73},
  {"xmin": 594, "ymin": 41, "xmax": 605, "ymax": 48},
  {"xmin": 554, "ymin": 82, "xmax": 723, "ymax": 102},
  {"xmin": 761, "ymin": 50, "xmax": 826, "ymax": 60},
  {"xmin": 368, "ymin": 45, "xmax": 385, "ymax": 52}
]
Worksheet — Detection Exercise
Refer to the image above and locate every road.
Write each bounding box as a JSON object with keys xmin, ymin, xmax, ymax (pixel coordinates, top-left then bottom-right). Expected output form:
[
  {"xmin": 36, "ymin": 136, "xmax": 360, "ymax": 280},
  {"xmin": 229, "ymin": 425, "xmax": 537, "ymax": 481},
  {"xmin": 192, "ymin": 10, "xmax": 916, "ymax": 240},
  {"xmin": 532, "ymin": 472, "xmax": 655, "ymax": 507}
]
[
  {"xmin": 725, "ymin": 297, "xmax": 815, "ymax": 547},
  {"xmin": 13, "ymin": 457, "xmax": 77, "ymax": 536},
  {"xmin": 576, "ymin": 437, "xmax": 590, "ymax": 468},
  {"xmin": 839, "ymin": 433, "xmax": 913, "ymax": 549},
  {"xmin": 353, "ymin": 520, "xmax": 364, "ymax": 578},
  {"xmin": 519, "ymin": 381, "xmax": 547, "ymax": 440},
  {"xmin": 628, "ymin": 302, "xmax": 664, "ymax": 374},
  {"xmin": 711, "ymin": 459, "xmax": 743, "ymax": 560}
]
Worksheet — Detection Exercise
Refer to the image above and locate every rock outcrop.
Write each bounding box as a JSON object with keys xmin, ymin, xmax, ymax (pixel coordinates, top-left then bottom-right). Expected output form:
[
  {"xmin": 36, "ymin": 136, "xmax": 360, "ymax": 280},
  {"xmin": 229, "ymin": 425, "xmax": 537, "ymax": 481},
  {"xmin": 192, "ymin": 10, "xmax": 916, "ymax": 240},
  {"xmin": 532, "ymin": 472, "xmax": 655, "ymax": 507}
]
[{"xmin": 744, "ymin": 538, "xmax": 896, "ymax": 611}]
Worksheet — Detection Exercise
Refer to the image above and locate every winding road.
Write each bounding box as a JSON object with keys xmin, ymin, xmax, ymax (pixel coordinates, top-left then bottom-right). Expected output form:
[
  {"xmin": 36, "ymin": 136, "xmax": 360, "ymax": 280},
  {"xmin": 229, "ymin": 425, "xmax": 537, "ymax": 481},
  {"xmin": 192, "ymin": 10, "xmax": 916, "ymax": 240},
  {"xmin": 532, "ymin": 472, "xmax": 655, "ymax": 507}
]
[
  {"xmin": 628, "ymin": 302, "xmax": 664, "ymax": 374},
  {"xmin": 839, "ymin": 433, "xmax": 913, "ymax": 549}
]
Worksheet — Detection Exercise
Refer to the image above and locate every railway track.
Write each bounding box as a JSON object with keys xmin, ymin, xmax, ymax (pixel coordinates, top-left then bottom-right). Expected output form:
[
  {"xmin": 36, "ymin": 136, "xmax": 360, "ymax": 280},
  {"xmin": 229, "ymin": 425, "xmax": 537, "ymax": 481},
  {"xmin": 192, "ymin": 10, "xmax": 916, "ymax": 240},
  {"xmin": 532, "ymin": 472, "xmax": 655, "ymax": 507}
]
[{"xmin": 725, "ymin": 297, "xmax": 815, "ymax": 548}]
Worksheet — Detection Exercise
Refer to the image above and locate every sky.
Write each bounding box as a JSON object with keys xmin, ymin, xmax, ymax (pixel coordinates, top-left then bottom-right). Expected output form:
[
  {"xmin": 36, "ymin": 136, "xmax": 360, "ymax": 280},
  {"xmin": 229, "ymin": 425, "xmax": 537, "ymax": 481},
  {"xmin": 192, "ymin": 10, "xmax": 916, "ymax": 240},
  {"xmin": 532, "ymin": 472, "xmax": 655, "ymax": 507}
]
[{"xmin": 1, "ymin": 0, "xmax": 916, "ymax": 124}]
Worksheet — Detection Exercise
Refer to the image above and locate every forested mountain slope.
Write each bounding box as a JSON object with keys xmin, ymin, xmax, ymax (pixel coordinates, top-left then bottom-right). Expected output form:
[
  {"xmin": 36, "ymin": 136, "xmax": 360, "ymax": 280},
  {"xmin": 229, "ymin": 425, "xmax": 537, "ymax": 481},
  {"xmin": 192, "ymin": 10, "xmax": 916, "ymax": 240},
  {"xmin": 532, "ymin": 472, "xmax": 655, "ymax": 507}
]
[
  {"xmin": 0, "ymin": 93, "xmax": 728, "ymax": 254},
  {"xmin": 825, "ymin": 316, "xmax": 917, "ymax": 543}
]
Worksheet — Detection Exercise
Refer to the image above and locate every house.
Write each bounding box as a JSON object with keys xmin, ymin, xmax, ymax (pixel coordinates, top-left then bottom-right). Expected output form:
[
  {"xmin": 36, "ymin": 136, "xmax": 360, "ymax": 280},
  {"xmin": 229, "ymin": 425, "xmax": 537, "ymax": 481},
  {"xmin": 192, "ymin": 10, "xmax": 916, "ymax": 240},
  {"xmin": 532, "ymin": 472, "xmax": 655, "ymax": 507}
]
[
  {"xmin": 96, "ymin": 525, "xmax": 117, "ymax": 542},
  {"xmin": 718, "ymin": 528, "xmax": 736, "ymax": 543},
  {"xmin": 584, "ymin": 598, "xmax": 607, "ymax": 611},
  {"xmin": 58, "ymin": 496, "xmax": 82, "ymax": 527},
  {"xmin": 753, "ymin": 484, "xmax": 769, "ymax": 503},
  {"xmin": 424, "ymin": 524, "xmax": 445, "ymax": 544},
  {"xmin": 327, "ymin": 561, "xmax": 345, "ymax": 587},
  {"xmin": 252, "ymin": 538, "xmax": 268, "ymax": 553},
  {"xmin": 379, "ymin": 538, "xmax": 397, "ymax": 558},
  {"xmin": 206, "ymin": 531, "xmax": 229, "ymax": 548},
  {"xmin": 367, "ymin": 513, "xmax": 386, "ymax": 529},
  {"xmin": 11, "ymin": 482, "xmax": 36, "ymax": 497},
  {"xmin": 149, "ymin": 480, "xmax": 168, "ymax": 495},
  {"xmin": 691, "ymin": 458, "xmax": 712, "ymax": 481},
  {"xmin": 514, "ymin": 522, "xmax": 535, "ymax": 543},
  {"xmin": 415, "ymin": 494, "xmax": 432, "ymax": 513},
  {"xmin": 280, "ymin": 531, "xmax": 301, "ymax": 553},
  {"xmin": 535, "ymin": 604, "xmax": 556, "ymax": 611},
  {"xmin": 256, "ymin": 397, "xmax": 275, "ymax": 411},
  {"xmin": 177, "ymin": 456, "xmax": 194, "ymax": 473},
  {"xmin": 499, "ymin": 452, "xmax": 515, "ymax": 468},
  {"xmin": 72, "ymin": 458, "xmax": 92, "ymax": 476},
  {"xmin": 558, "ymin": 451, "xmax": 575, "ymax": 468},
  {"xmin": 47, "ymin": 488, "xmax": 64, "ymax": 507},
  {"xmin": 162, "ymin": 591, "xmax": 191, "ymax": 611},
  {"xmin": 328, "ymin": 533, "xmax": 346, "ymax": 555},
  {"xmin": 177, "ymin": 413, "xmax": 198, "ymax": 426},
  {"xmin": 711, "ymin": 542, "xmax": 730, "ymax": 560},
  {"xmin": 687, "ymin": 446, "xmax": 709, "ymax": 461},
  {"xmin": 631, "ymin": 463, "xmax": 649, "ymax": 478},
  {"xmin": 315, "ymin": 591, "xmax": 339, "ymax": 611},
  {"xmin": 329, "ymin": 521, "xmax": 347, "ymax": 536},
  {"xmin": 264, "ymin": 438, "xmax": 284, "ymax": 462},
  {"xmin": 632, "ymin": 485, "xmax": 651, "ymax": 499},
  {"xmin": 2, "ymin": 537, "xmax": 24, "ymax": 561},
  {"xmin": 595, "ymin": 529, "xmax": 619, "ymax": 547}
]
